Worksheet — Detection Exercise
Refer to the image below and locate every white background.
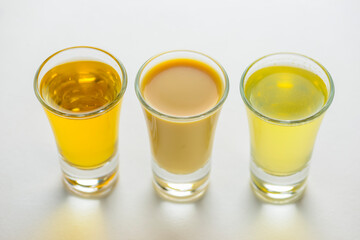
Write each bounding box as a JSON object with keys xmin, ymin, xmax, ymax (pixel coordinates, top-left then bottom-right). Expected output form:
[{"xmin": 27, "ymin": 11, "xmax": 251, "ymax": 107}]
[{"xmin": 0, "ymin": 0, "xmax": 359, "ymax": 239}]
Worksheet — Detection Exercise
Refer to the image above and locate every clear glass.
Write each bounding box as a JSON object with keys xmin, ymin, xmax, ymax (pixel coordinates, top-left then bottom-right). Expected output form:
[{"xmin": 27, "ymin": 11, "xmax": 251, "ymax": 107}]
[
  {"xmin": 135, "ymin": 50, "xmax": 229, "ymax": 202},
  {"xmin": 240, "ymin": 53, "xmax": 334, "ymax": 204},
  {"xmin": 34, "ymin": 46, "xmax": 127, "ymax": 197}
]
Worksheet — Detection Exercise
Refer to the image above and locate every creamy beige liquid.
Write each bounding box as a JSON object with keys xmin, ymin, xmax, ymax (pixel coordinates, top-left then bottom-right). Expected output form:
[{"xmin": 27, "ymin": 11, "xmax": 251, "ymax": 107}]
[{"xmin": 141, "ymin": 59, "xmax": 224, "ymax": 174}]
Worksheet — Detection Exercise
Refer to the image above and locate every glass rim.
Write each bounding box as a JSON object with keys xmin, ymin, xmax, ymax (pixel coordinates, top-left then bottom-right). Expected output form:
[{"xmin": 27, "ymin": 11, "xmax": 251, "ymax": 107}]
[
  {"xmin": 34, "ymin": 46, "xmax": 128, "ymax": 118},
  {"xmin": 135, "ymin": 50, "xmax": 230, "ymax": 121},
  {"xmin": 239, "ymin": 52, "xmax": 335, "ymax": 125}
]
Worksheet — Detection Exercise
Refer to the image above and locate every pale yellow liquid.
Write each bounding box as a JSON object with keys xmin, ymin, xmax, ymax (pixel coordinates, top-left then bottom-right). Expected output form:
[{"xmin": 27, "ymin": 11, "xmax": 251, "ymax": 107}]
[
  {"xmin": 40, "ymin": 61, "xmax": 122, "ymax": 169},
  {"xmin": 245, "ymin": 66, "xmax": 328, "ymax": 175},
  {"xmin": 141, "ymin": 59, "xmax": 223, "ymax": 174}
]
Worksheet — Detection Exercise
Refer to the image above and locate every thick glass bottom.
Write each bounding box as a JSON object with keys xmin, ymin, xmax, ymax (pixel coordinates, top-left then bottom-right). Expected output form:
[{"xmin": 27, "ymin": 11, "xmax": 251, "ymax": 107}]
[
  {"xmin": 152, "ymin": 160, "xmax": 210, "ymax": 202},
  {"xmin": 250, "ymin": 161, "xmax": 308, "ymax": 204},
  {"xmin": 60, "ymin": 153, "xmax": 119, "ymax": 198}
]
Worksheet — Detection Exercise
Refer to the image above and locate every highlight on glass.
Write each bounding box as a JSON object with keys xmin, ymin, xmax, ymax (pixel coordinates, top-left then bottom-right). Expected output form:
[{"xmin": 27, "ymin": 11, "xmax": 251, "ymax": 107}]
[
  {"xmin": 240, "ymin": 52, "xmax": 334, "ymax": 204},
  {"xmin": 135, "ymin": 50, "xmax": 229, "ymax": 202},
  {"xmin": 34, "ymin": 46, "xmax": 127, "ymax": 197}
]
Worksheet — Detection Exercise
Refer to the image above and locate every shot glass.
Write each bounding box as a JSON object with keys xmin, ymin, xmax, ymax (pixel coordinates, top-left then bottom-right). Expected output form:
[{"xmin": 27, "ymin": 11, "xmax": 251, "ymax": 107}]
[
  {"xmin": 34, "ymin": 46, "xmax": 127, "ymax": 197},
  {"xmin": 135, "ymin": 50, "xmax": 229, "ymax": 202},
  {"xmin": 240, "ymin": 53, "xmax": 334, "ymax": 203}
]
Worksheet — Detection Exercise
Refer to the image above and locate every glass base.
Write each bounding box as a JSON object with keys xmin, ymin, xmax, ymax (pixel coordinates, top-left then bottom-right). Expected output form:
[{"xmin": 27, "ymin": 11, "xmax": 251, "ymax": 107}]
[
  {"xmin": 152, "ymin": 160, "xmax": 210, "ymax": 202},
  {"xmin": 250, "ymin": 161, "xmax": 308, "ymax": 204},
  {"xmin": 60, "ymin": 153, "xmax": 119, "ymax": 198}
]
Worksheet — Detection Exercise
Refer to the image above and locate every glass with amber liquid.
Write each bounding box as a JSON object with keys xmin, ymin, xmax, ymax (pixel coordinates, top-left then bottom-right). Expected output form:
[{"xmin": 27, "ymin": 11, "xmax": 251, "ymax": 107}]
[
  {"xmin": 34, "ymin": 47, "xmax": 127, "ymax": 197},
  {"xmin": 135, "ymin": 50, "xmax": 229, "ymax": 202},
  {"xmin": 240, "ymin": 53, "xmax": 334, "ymax": 203}
]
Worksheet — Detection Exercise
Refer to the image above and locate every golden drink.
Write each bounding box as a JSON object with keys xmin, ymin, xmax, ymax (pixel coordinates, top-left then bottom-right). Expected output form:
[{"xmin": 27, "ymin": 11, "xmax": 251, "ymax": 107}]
[
  {"xmin": 240, "ymin": 53, "xmax": 334, "ymax": 203},
  {"xmin": 40, "ymin": 61, "xmax": 122, "ymax": 169},
  {"xmin": 35, "ymin": 47, "xmax": 127, "ymax": 196},
  {"xmin": 136, "ymin": 51, "xmax": 229, "ymax": 201},
  {"xmin": 245, "ymin": 66, "xmax": 328, "ymax": 175}
]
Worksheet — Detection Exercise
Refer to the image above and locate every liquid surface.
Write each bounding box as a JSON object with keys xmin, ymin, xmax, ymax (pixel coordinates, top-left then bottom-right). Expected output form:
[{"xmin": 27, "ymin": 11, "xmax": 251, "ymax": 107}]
[
  {"xmin": 141, "ymin": 59, "xmax": 223, "ymax": 117},
  {"xmin": 245, "ymin": 66, "xmax": 328, "ymax": 175},
  {"xmin": 245, "ymin": 66, "xmax": 327, "ymax": 121},
  {"xmin": 40, "ymin": 61, "xmax": 122, "ymax": 169},
  {"xmin": 141, "ymin": 59, "xmax": 224, "ymax": 174},
  {"xmin": 41, "ymin": 61, "xmax": 121, "ymax": 114}
]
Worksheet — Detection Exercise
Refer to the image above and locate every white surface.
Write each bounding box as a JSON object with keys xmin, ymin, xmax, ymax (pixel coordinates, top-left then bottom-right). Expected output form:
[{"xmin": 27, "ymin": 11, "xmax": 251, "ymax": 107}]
[{"xmin": 0, "ymin": 0, "xmax": 359, "ymax": 239}]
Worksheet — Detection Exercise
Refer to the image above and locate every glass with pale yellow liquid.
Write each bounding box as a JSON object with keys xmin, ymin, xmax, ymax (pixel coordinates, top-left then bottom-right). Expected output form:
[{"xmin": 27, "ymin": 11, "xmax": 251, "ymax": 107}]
[
  {"xmin": 135, "ymin": 50, "xmax": 229, "ymax": 202},
  {"xmin": 240, "ymin": 53, "xmax": 334, "ymax": 203},
  {"xmin": 34, "ymin": 47, "xmax": 127, "ymax": 197}
]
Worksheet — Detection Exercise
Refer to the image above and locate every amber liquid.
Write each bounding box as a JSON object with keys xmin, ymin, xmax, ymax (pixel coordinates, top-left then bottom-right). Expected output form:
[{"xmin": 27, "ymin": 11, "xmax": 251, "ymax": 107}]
[
  {"xmin": 40, "ymin": 61, "xmax": 122, "ymax": 169},
  {"xmin": 141, "ymin": 59, "xmax": 224, "ymax": 174}
]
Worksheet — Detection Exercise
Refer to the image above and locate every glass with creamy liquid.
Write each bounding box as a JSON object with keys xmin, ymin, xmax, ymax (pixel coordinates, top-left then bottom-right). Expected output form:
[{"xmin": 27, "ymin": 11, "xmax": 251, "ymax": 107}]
[{"xmin": 135, "ymin": 50, "xmax": 229, "ymax": 202}]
